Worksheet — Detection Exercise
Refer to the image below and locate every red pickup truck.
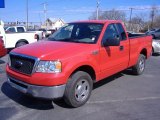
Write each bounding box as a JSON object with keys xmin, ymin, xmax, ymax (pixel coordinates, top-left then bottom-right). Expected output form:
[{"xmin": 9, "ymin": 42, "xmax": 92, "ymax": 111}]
[
  {"xmin": 6, "ymin": 20, "xmax": 152, "ymax": 107},
  {"xmin": 0, "ymin": 38, "xmax": 7, "ymax": 58}
]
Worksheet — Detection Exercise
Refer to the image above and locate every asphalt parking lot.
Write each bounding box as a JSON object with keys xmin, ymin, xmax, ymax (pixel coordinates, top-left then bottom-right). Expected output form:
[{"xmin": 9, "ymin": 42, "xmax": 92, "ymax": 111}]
[{"xmin": 0, "ymin": 54, "xmax": 160, "ymax": 120}]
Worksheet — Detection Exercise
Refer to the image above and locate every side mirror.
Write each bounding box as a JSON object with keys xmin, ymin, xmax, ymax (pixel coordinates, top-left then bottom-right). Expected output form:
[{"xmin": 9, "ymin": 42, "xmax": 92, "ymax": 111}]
[{"xmin": 103, "ymin": 37, "xmax": 120, "ymax": 47}]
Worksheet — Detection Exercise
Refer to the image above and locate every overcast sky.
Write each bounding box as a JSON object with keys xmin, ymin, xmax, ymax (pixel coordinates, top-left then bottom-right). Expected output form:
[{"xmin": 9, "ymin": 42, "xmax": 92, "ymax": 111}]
[{"xmin": 0, "ymin": 0, "xmax": 160, "ymax": 23}]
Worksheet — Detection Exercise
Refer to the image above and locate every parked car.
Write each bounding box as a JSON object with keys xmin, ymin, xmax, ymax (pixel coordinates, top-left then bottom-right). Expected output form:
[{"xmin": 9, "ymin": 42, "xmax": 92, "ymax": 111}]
[
  {"xmin": 146, "ymin": 28, "xmax": 160, "ymax": 39},
  {"xmin": 38, "ymin": 29, "xmax": 47, "ymax": 37},
  {"xmin": 152, "ymin": 39, "xmax": 160, "ymax": 55},
  {"xmin": 27, "ymin": 29, "xmax": 45, "ymax": 40},
  {"xmin": 0, "ymin": 25, "xmax": 38, "ymax": 48},
  {"xmin": 5, "ymin": 26, "xmax": 44, "ymax": 40},
  {"xmin": 146, "ymin": 28, "xmax": 157, "ymax": 34},
  {"xmin": 45, "ymin": 29, "xmax": 56, "ymax": 37},
  {"xmin": 0, "ymin": 37, "xmax": 7, "ymax": 58},
  {"xmin": 6, "ymin": 20, "xmax": 152, "ymax": 107},
  {"xmin": 37, "ymin": 29, "xmax": 56, "ymax": 38}
]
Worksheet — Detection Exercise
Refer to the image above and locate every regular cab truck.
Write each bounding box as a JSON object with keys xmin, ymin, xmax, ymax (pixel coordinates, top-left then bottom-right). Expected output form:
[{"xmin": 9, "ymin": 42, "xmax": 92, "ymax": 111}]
[{"xmin": 6, "ymin": 20, "xmax": 152, "ymax": 107}]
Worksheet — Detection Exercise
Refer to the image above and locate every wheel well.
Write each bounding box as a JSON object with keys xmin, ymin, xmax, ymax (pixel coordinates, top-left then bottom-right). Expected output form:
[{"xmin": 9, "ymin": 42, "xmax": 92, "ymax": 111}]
[
  {"xmin": 140, "ymin": 48, "xmax": 147, "ymax": 58},
  {"xmin": 15, "ymin": 39, "xmax": 29, "ymax": 46},
  {"xmin": 71, "ymin": 65, "xmax": 96, "ymax": 82}
]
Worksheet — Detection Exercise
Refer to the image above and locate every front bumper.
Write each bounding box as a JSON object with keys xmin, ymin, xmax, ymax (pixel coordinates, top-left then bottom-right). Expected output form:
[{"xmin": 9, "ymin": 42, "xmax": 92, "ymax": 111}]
[
  {"xmin": 7, "ymin": 76, "xmax": 66, "ymax": 99},
  {"xmin": 153, "ymin": 47, "xmax": 160, "ymax": 54}
]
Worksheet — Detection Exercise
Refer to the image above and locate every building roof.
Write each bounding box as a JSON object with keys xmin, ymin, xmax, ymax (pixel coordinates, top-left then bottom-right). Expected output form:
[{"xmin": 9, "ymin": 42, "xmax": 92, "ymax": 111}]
[{"xmin": 47, "ymin": 18, "xmax": 65, "ymax": 23}]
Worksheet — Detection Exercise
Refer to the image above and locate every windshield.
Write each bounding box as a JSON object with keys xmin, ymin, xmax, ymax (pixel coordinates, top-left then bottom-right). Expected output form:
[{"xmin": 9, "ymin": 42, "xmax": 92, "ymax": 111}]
[{"xmin": 48, "ymin": 23, "xmax": 103, "ymax": 44}]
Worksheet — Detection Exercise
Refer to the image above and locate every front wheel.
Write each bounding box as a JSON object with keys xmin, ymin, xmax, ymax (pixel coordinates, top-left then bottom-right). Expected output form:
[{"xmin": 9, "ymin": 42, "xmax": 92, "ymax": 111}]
[
  {"xmin": 64, "ymin": 71, "xmax": 93, "ymax": 108},
  {"xmin": 132, "ymin": 54, "xmax": 146, "ymax": 75}
]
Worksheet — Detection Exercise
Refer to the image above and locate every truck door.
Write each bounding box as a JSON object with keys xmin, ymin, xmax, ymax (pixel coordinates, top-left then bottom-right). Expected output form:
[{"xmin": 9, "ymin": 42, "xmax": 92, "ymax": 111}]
[{"xmin": 99, "ymin": 23, "xmax": 129, "ymax": 79}]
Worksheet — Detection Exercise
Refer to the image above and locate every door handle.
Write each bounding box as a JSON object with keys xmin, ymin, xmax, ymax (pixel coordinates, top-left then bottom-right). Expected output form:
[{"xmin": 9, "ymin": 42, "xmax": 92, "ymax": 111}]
[{"xmin": 119, "ymin": 46, "xmax": 124, "ymax": 51}]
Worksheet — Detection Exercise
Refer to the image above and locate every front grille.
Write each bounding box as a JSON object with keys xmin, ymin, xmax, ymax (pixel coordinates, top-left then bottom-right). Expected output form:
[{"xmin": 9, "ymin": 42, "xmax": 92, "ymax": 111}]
[{"xmin": 10, "ymin": 53, "xmax": 37, "ymax": 75}]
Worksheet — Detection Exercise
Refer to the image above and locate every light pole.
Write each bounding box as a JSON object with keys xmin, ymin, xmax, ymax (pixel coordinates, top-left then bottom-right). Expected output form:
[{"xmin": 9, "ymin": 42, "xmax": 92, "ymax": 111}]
[
  {"xmin": 26, "ymin": 0, "xmax": 28, "ymax": 30},
  {"xmin": 42, "ymin": 2, "xmax": 47, "ymax": 29},
  {"xmin": 129, "ymin": 8, "xmax": 133, "ymax": 31},
  {"xmin": 96, "ymin": 0, "xmax": 100, "ymax": 20}
]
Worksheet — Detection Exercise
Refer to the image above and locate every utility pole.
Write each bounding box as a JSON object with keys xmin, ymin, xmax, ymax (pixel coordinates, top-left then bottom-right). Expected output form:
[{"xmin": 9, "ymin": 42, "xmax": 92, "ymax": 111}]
[
  {"xmin": 96, "ymin": 0, "xmax": 100, "ymax": 20},
  {"xmin": 129, "ymin": 8, "xmax": 133, "ymax": 31},
  {"xmin": 42, "ymin": 2, "xmax": 47, "ymax": 29},
  {"xmin": 26, "ymin": 0, "xmax": 29, "ymax": 30}
]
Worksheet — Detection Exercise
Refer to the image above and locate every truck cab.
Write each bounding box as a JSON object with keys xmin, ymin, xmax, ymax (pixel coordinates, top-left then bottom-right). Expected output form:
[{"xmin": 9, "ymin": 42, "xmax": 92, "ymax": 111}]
[{"xmin": 4, "ymin": 26, "xmax": 26, "ymax": 33}]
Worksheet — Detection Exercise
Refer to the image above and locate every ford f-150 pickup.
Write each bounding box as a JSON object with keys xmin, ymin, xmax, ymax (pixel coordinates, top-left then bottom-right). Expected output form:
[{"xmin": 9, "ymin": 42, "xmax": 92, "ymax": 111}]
[{"xmin": 6, "ymin": 20, "xmax": 152, "ymax": 107}]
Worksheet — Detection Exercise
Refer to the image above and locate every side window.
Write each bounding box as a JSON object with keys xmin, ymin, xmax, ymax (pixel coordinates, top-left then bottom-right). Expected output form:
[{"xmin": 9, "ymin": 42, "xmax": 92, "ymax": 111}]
[
  {"xmin": 116, "ymin": 23, "xmax": 127, "ymax": 40},
  {"xmin": 102, "ymin": 24, "xmax": 119, "ymax": 42},
  {"xmin": 17, "ymin": 27, "xmax": 25, "ymax": 32},
  {"xmin": 7, "ymin": 28, "xmax": 16, "ymax": 33}
]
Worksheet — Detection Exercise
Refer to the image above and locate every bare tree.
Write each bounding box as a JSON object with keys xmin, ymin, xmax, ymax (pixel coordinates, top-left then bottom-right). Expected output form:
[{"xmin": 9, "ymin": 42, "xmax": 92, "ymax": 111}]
[
  {"xmin": 150, "ymin": 5, "xmax": 158, "ymax": 28},
  {"xmin": 89, "ymin": 9, "xmax": 126, "ymax": 21},
  {"xmin": 101, "ymin": 9, "xmax": 126, "ymax": 21},
  {"xmin": 154, "ymin": 15, "xmax": 160, "ymax": 28},
  {"xmin": 129, "ymin": 14, "xmax": 146, "ymax": 32},
  {"xmin": 89, "ymin": 10, "xmax": 103, "ymax": 20}
]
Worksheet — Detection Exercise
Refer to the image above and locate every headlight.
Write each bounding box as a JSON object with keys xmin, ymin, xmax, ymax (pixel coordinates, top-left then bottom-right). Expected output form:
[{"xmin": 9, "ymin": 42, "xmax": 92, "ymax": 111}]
[{"xmin": 35, "ymin": 61, "xmax": 62, "ymax": 73}]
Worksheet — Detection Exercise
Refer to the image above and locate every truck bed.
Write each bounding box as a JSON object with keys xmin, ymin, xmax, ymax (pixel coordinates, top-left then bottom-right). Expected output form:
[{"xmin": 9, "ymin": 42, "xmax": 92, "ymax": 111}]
[{"xmin": 128, "ymin": 33, "xmax": 149, "ymax": 38}]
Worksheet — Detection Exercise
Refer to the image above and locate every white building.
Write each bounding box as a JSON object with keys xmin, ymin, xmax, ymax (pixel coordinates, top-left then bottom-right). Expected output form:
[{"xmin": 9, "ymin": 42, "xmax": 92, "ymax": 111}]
[{"xmin": 42, "ymin": 18, "xmax": 65, "ymax": 30}]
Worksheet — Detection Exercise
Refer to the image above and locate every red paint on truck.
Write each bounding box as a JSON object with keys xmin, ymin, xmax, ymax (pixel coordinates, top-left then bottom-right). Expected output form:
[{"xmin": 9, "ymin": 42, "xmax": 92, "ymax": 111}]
[{"xmin": 6, "ymin": 20, "xmax": 152, "ymax": 107}]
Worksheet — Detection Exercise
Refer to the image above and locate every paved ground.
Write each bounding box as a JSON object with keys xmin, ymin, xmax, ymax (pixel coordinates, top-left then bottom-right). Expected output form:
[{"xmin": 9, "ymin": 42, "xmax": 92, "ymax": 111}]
[{"xmin": 0, "ymin": 54, "xmax": 160, "ymax": 120}]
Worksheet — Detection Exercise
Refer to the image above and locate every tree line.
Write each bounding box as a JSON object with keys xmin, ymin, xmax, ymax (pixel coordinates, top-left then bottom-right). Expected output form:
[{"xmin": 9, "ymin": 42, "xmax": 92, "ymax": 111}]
[{"xmin": 89, "ymin": 5, "xmax": 160, "ymax": 32}]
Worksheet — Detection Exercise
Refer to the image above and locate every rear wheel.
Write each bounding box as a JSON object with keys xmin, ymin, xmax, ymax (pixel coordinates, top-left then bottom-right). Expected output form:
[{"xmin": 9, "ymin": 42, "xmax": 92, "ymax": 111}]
[
  {"xmin": 132, "ymin": 54, "xmax": 146, "ymax": 75},
  {"xmin": 16, "ymin": 42, "xmax": 27, "ymax": 48},
  {"xmin": 64, "ymin": 71, "xmax": 93, "ymax": 108}
]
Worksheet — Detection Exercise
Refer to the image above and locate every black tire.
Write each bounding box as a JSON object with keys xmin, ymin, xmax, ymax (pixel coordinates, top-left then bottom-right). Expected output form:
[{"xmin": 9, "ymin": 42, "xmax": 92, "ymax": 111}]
[
  {"xmin": 132, "ymin": 54, "xmax": 146, "ymax": 75},
  {"xmin": 64, "ymin": 71, "xmax": 93, "ymax": 108},
  {"xmin": 16, "ymin": 42, "xmax": 27, "ymax": 48}
]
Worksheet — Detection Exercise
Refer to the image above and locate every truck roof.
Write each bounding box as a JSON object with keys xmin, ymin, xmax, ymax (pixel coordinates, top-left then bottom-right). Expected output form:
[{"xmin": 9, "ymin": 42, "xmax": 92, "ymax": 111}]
[{"xmin": 70, "ymin": 20, "xmax": 122, "ymax": 24}]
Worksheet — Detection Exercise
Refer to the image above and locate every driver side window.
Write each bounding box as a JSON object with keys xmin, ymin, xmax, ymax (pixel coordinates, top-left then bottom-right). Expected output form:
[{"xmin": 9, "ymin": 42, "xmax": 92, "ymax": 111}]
[{"xmin": 102, "ymin": 24, "xmax": 119, "ymax": 42}]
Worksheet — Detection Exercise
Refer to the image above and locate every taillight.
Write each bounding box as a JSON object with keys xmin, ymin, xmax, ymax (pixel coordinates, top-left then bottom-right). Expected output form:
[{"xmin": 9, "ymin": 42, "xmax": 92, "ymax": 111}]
[
  {"xmin": 0, "ymin": 38, "xmax": 5, "ymax": 47},
  {"xmin": 0, "ymin": 38, "xmax": 4, "ymax": 44}
]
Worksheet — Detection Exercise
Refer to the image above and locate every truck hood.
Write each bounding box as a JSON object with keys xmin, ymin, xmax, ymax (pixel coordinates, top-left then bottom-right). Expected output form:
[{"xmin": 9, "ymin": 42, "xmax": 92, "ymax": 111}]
[{"xmin": 11, "ymin": 41, "xmax": 95, "ymax": 60}]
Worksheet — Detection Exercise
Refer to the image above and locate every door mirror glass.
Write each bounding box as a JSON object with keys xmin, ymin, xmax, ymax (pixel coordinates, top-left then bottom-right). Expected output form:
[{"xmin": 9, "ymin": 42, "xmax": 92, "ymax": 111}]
[{"xmin": 103, "ymin": 37, "xmax": 120, "ymax": 46}]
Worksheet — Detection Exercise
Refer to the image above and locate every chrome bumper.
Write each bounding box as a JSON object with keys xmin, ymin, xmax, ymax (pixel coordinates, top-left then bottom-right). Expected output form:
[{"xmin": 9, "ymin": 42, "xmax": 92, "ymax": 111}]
[{"xmin": 7, "ymin": 76, "xmax": 66, "ymax": 99}]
